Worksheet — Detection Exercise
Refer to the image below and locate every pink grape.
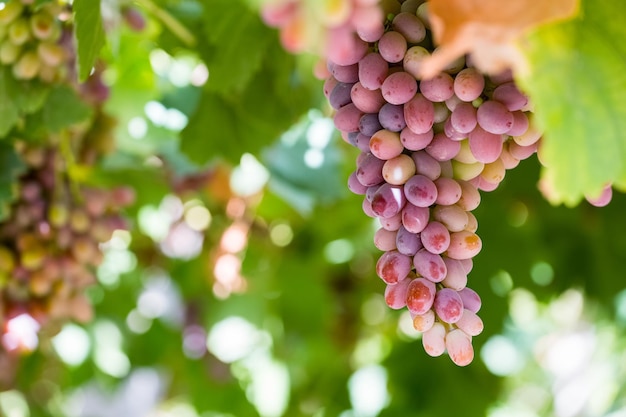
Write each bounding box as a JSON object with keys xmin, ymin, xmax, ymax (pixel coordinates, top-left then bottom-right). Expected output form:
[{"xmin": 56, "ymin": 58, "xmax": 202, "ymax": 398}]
[
  {"xmin": 334, "ymin": 103, "xmax": 363, "ymax": 132},
  {"xmin": 445, "ymin": 329, "xmax": 474, "ymax": 366},
  {"xmin": 422, "ymin": 322, "xmax": 446, "ymax": 357},
  {"xmin": 425, "ymin": 133, "xmax": 461, "ymax": 161},
  {"xmin": 459, "ymin": 258, "xmax": 474, "ymax": 274},
  {"xmin": 362, "ymin": 197, "xmax": 376, "ymax": 217},
  {"xmin": 493, "ymin": 82, "xmax": 528, "ymax": 111},
  {"xmin": 434, "ymin": 177, "xmax": 462, "ymax": 205},
  {"xmin": 374, "ymin": 227, "xmax": 397, "ymax": 251},
  {"xmin": 382, "ymin": 154, "xmax": 416, "ymax": 185},
  {"xmin": 354, "ymin": 133, "xmax": 372, "ymax": 152},
  {"xmin": 433, "ymin": 287, "xmax": 463, "ymax": 323},
  {"xmin": 420, "ymin": 221, "xmax": 450, "ymax": 255},
  {"xmin": 355, "ymin": 152, "xmax": 385, "ymax": 186},
  {"xmin": 391, "ymin": 12, "xmax": 426, "ymax": 43},
  {"xmin": 376, "ymin": 250, "xmax": 412, "ymax": 284},
  {"xmin": 384, "ymin": 276, "xmax": 412, "ymax": 309},
  {"xmin": 412, "ymin": 309, "xmax": 435, "ymax": 332},
  {"xmin": 414, "ymin": 248, "xmax": 447, "ymax": 282},
  {"xmin": 404, "ymin": 93, "xmax": 434, "ymax": 134},
  {"xmin": 507, "ymin": 111, "xmax": 530, "ymax": 137},
  {"xmin": 443, "ymin": 118, "xmax": 467, "ymax": 141},
  {"xmin": 419, "ymin": 72, "xmax": 454, "ymax": 102},
  {"xmin": 432, "ymin": 204, "xmax": 468, "ymax": 232},
  {"xmin": 401, "ymin": 202, "xmax": 430, "ymax": 234},
  {"xmin": 508, "ymin": 141, "xmax": 538, "ymax": 160},
  {"xmin": 500, "ymin": 141, "xmax": 521, "ymax": 169},
  {"xmin": 411, "ymin": 151, "xmax": 441, "ymax": 181},
  {"xmin": 456, "ymin": 180, "xmax": 481, "ymax": 211},
  {"xmin": 476, "ymin": 100, "xmax": 514, "ymax": 134},
  {"xmin": 464, "ymin": 211, "xmax": 478, "ymax": 233},
  {"xmin": 323, "ymin": 76, "xmax": 339, "ymax": 99},
  {"xmin": 355, "ymin": 10, "xmax": 385, "ymax": 43},
  {"xmin": 379, "ymin": 211, "xmax": 403, "ymax": 231},
  {"xmin": 351, "ymin": 82, "xmax": 386, "ymax": 113},
  {"xmin": 348, "ymin": 171, "xmax": 368, "ymax": 194},
  {"xmin": 453, "ymin": 67, "xmax": 485, "ymax": 102},
  {"xmin": 406, "ymin": 277, "xmax": 436, "ymax": 315},
  {"xmin": 468, "ymin": 126, "xmax": 503, "ymax": 164},
  {"xmin": 332, "ymin": 63, "xmax": 359, "ymax": 83},
  {"xmin": 369, "ymin": 129, "xmax": 404, "ymax": 160},
  {"xmin": 480, "ymin": 158, "xmax": 506, "ymax": 185},
  {"xmin": 441, "ymin": 257, "xmax": 467, "ymax": 290},
  {"xmin": 455, "ymin": 309, "xmax": 484, "ymax": 336},
  {"xmin": 378, "ymin": 31, "xmax": 407, "ymax": 63},
  {"xmin": 378, "ymin": 103, "xmax": 407, "ymax": 132},
  {"xmin": 512, "ymin": 121, "xmax": 542, "ymax": 146},
  {"xmin": 447, "ymin": 231, "xmax": 482, "ymax": 260},
  {"xmin": 358, "ymin": 52, "xmax": 388, "ymax": 90},
  {"xmin": 326, "ymin": 27, "xmax": 368, "ymax": 66},
  {"xmin": 395, "ymin": 225, "xmax": 423, "ymax": 256},
  {"xmin": 404, "ymin": 174, "xmax": 437, "ymax": 207},
  {"xmin": 450, "ymin": 102, "xmax": 478, "ymax": 134},
  {"xmin": 458, "ymin": 287, "xmax": 481, "ymax": 313},
  {"xmin": 381, "ymin": 71, "xmax": 418, "ymax": 105},
  {"xmin": 371, "ymin": 183, "xmax": 406, "ymax": 218},
  {"xmin": 400, "ymin": 127, "xmax": 433, "ymax": 151}
]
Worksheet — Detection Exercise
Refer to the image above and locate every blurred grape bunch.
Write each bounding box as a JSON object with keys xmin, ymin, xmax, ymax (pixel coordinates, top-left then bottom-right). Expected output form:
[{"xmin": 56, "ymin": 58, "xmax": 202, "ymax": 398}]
[
  {"xmin": 0, "ymin": 0, "xmax": 140, "ymax": 386},
  {"xmin": 0, "ymin": 0, "xmax": 68, "ymax": 82}
]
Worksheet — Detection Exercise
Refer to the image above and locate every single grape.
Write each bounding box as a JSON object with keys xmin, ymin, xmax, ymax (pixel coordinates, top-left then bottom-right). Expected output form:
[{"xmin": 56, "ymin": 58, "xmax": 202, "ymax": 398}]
[
  {"xmin": 413, "ymin": 248, "xmax": 447, "ymax": 282},
  {"xmin": 468, "ymin": 126, "xmax": 503, "ymax": 164},
  {"xmin": 453, "ymin": 68, "xmax": 485, "ymax": 102},
  {"xmin": 404, "ymin": 174, "xmax": 437, "ymax": 207},
  {"xmin": 445, "ymin": 328, "xmax": 474, "ymax": 366},
  {"xmin": 433, "ymin": 287, "xmax": 463, "ymax": 323},
  {"xmin": 376, "ymin": 250, "xmax": 412, "ymax": 284},
  {"xmin": 400, "ymin": 127, "xmax": 433, "ymax": 151},
  {"xmin": 378, "ymin": 103, "xmax": 407, "ymax": 132},
  {"xmin": 404, "ymin": 93, "xmax": 434, "ymax": 134},
  {"xmin": 411, "ymin": 151, "xmax": 441, "ymax": 180},
  {"xmin": 447, "ymin": 231, "xmax": 482, "ymax": 260},
  {"xmin": 476, "ymin": 100, "xmax": 514, "ymax": 135},
  {"xmin": 391, "ymin": 12, "xmax": 426, "ymax": 43},
  {"xmin": 381, "ymin": 71, "xmax": 417, "ymax": 105},
  {"xmin": 395, "ymin": 224, "xmax": 422, "ymax": 256},
  {"xmin": 455, "ymin": 309, "xmax": 484, "ymax": 336},
  {"xmin": 370, "ymin": 129, "xmax": 404, "ymax": 160},
  {"xmin": 419, "ymin": 72, "xmax": 454, "ymax": 102},
  {"xmin": 358, "ymin": 52, "xmax": 389, "ymax": 90},
  {"xmin": 425, "ymin": 133, "xmax": 461, "ymax": 161},
  {"xmin": 382, "ymin": 154, "xmax": 416, "ymax": 185},
  {"xmin": 432, "ymin": 204, "xmax": 468, "ymax": 232},
  {"xmin": 422, "ymin": 322, "xmax": 446, "ymax": 357},
  {"xmin": 371, "ymin": 183, "xmax": 406, "ymax": 218},
  {"xmin": 419, "ymin": 221, "xmax": 450, "ymax": 255},
  {"xmin": 378, "ymin": 31, "xmax": 407, "ymax": 64},
  {"xmin": 406, "ymin": 277, "xmax": 436, "ymax": 315},
  {"xmin": 401, "ymin": 202, "xmax": 430, "ymax": 234},
  {"xmin": 351, "ymin": 82, "xmax": 386, "ymax": 113},
  {"xmin": 374, "ymin": 227, "xmax": 398, "ymax": 251},
  {"xmin": 384, "ymin": 275, "xmax": 412, "ymax": 309},
  {"xmin": 441, "ymin": 257, "xmax": 468, "ymax": 290},
  {"xmin": 412, "ymin": 308, "xmax": 435, "ymax": 332},
  {"xmin": 458, "ymin": 287, "xmax": 481, "ymax": 313}
]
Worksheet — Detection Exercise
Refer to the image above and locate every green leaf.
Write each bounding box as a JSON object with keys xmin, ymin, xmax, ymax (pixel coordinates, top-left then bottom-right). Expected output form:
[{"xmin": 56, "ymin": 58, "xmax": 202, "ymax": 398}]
[
  {"xmin": 73, "ymin": 0, "xmax": 105, "ymax": 82},
  {"xmin": 43, "ymin": 85, "xmax": 93, "ymax": 132},
  {"xmin": 180, "ymin": 92, "xmax": 239, "ymax": 165},
  {"xmin": 0, "ymin": 142, "xmax": 26, "ymax": 221},
  {"xmin": 517, "ymin": 0, "xmax": 626, "ymax": 206},
  {"xmin": 201, "ymin": 0, "xmax": 273, "ymax": 94},
  {"xmin": 0, "ymin": 68, "xmax": 20, "ymax": 137},
  {"xmin": 11, "ymin": 78, "xmax": 50, "ymax": 114}
]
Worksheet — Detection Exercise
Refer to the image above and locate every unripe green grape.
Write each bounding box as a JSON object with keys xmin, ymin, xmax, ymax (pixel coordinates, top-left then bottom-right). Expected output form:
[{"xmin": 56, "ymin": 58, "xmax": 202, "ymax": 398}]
[
  {"xmin": 0, "ymin": 1, "xmax": 24, "ymax": 25},
  {"xmin": 48, "ymin": 203, "xmax": 69, "ymax": 227},
  {"xmin": 0, "ymin": 40, "xmax": 21, "ymax": 64},
  {"xmin": 20, "ymin": 246, "xmax": 47, "ymax": 270},
  {"xmin": 38, "ymin": 62, "xmax": 60, "ymax": 83},
  {"xmin": 37, "ymin": 41, "xmax": 64, "ymax": 66},
  {"xmin": 0, "ymin": 24, "xmax": 8, "ymax": 41},
  {"xmin": 0, "ymin": 246, "xmax": 15, "ymax": 272},
  {"xmin": 8, "ymin": 17, "xmax": 30, "ymax": 45},
  {"xmin": 12, "ymin": 50, "xmax": 41, "ymax": 80},
  {"xmin": 69, "ymin": 208, "xmax": 91, "ymax": 233},
  {"xmin": 30, "ymin": 11, "xmax": 56, "ymax": 40}
]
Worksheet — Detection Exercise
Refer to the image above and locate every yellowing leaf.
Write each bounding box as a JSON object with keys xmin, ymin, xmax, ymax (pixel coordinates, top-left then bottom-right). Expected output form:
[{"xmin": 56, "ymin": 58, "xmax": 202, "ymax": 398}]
[{"xmin": 420, "ymin": 0, "xmax": 579, "ymax": 78}]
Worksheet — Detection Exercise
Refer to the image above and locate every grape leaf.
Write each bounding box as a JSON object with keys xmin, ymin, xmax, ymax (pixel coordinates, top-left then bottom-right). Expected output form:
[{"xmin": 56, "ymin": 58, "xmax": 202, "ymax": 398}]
[
  {"xmin": 0, "ymin": 68, "xmax": 20, "ymax": 137},
  {"xmin": 422, "ymin": 0, "xmax": 579, "ymax": 78},
  {"xmin": 73, "ymin": 0, "xmax": 105, "ymax": 82},
  {"xmin": 517, "ymin": 0, "xmax": 626, "ymax": 205},
  {"xmin": 43, "ymin": 85, "xmax": 93, "ymax": 132},
  {"xmin": 201, "ymin": 0, "xmax": 273, "ymax": 94}
]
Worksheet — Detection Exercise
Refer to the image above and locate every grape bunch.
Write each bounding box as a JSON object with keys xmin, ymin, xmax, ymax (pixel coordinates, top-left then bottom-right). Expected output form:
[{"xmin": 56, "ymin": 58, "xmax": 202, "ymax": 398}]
[
  {"xmin": 0, "ymin": 144, "xmax": 134, "ymax": 354},
  {"xmin": 323, "ymin": 0, "xmax": 543, "ymax": 366},
  {"xmin": 0, "ymin": 0, "xmax": 67, "ymax": 82}
]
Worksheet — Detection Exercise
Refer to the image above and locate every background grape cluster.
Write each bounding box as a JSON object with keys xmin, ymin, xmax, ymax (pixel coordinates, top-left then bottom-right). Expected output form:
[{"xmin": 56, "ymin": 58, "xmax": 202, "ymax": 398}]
[
  {"xmin": 322, "ymin": 0, "xmax": 547, "ymax": 365},
  {"xmin": 0, "ymin": 0, "xmax": 136, "ymax": 362}
]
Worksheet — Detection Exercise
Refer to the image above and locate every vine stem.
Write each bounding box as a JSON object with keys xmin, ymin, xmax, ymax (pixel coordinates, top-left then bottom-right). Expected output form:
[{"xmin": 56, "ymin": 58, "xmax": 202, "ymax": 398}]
[{"xmin": 135, "ymin": 0, "xmax": 197, "ymax": 47}]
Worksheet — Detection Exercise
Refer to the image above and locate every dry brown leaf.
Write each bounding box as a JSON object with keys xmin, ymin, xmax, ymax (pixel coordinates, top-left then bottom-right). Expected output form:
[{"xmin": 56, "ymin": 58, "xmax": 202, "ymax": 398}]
[{"xmin": 419, "ymin": 0, "xmax": 579, "ymax": 78}]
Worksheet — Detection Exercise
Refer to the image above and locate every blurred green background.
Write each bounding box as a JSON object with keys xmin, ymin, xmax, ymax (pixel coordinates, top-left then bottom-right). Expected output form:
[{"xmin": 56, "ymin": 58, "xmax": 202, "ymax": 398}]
[{"xmin": 1, "ymin": 0, "xmax": 626, "ymax": 416}]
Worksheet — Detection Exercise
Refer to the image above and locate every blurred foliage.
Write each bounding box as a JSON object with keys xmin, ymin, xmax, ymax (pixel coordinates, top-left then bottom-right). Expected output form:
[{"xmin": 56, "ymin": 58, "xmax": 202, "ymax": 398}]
[{"xmin": 1, "ymin": 0, "xmax": 626, "ymax": 417}]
